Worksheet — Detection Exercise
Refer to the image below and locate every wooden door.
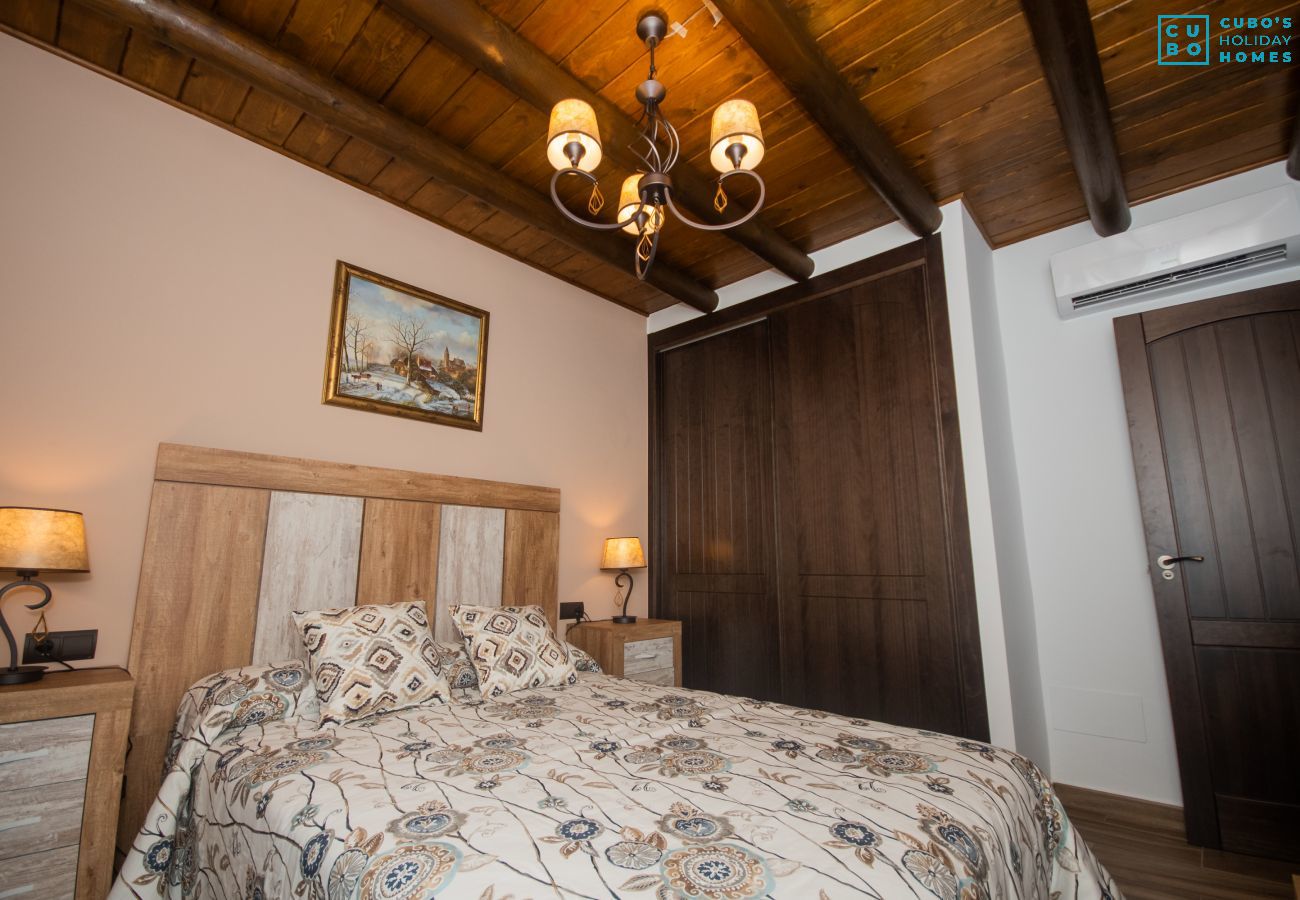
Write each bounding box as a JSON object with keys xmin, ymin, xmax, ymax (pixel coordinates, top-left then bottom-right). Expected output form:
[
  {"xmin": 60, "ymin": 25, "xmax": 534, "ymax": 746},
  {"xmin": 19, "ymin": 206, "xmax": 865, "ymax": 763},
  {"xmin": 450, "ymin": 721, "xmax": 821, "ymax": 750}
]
[
  {"xmin": 767, "ymin": 256, "xmax": 987, "ymax": 738},
  {"xmin": 1116, "ymin": 284, "xmax": 1300, "ymax": 861},
  {"xmin": 653, "ymin": 322, "xmax": 783, "ymax": 702}
]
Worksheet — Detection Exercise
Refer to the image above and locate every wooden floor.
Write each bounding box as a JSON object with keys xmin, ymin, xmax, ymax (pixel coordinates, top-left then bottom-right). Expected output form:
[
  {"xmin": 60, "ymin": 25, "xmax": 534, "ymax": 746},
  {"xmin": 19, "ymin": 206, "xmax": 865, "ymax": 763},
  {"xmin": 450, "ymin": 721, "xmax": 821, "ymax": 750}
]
[{"xmin": 1055, "ymin": 784, "xmax": 1298, "ymax": 899}]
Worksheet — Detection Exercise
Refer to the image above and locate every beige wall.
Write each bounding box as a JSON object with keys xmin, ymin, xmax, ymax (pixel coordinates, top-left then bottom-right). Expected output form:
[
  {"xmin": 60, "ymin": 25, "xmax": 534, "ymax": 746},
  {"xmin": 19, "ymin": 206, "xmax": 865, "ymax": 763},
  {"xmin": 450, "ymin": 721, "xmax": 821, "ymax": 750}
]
[{"xmin": 0, "ymin": 35, "xmax": 649, "ymax": 667}]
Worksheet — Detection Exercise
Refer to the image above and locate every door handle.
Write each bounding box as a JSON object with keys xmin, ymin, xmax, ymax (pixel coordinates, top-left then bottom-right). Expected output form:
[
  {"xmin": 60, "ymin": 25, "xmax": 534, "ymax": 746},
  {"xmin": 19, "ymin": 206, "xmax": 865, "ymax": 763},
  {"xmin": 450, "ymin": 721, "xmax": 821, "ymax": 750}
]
[{"xmin": 1156, "ymin": 554, "xmax": 1204, "ymax": 570}]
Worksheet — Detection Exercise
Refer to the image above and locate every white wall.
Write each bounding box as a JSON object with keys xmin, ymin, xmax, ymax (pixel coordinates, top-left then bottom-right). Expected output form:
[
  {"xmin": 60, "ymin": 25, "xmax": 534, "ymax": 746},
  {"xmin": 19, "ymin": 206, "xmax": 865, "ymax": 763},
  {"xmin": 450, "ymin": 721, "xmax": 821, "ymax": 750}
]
[
  {"xmin": 0, "ymin": 34, "xmax": 650, "ymax": 667},
  {"xmin": 992, "ymin": 161, "xmax": 1300, "ymax": 804}
]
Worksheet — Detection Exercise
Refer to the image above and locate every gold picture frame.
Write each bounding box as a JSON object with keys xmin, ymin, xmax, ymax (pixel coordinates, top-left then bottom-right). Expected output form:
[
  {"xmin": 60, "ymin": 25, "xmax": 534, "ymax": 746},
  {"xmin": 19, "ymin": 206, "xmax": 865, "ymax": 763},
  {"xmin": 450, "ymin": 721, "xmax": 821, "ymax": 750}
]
[{"xmin": 323, "ymin": 261, "xmax": 489, "ymax": 431}]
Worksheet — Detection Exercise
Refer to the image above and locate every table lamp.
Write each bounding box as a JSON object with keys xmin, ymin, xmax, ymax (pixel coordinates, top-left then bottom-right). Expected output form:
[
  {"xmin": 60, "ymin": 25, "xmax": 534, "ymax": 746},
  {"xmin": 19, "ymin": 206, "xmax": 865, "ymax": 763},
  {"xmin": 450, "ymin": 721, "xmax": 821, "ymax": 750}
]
[
  {"xmin": 0, "ymin": 507, "xmax": 89, "ymax": 685},
  {"xmin": 601, "ymin": 537, "xmax": 646, "ymax": 624}
]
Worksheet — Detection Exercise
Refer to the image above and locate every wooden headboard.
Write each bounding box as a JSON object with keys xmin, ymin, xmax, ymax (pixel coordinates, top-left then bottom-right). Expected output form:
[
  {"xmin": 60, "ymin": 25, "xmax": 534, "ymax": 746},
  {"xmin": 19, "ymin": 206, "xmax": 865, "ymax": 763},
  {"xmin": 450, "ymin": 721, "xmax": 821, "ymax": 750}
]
[{"xmin": 119, "ymin": 443, "xmax": 560, "ymax": 851}]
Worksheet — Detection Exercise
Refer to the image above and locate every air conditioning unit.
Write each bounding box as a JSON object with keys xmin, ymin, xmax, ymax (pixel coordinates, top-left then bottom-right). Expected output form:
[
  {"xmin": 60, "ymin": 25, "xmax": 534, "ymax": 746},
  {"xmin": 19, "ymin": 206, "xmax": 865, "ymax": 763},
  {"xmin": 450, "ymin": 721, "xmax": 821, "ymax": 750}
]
[{"xmin": 1050, "ymin": 185, "xmax": 1300, "ymax": 318}]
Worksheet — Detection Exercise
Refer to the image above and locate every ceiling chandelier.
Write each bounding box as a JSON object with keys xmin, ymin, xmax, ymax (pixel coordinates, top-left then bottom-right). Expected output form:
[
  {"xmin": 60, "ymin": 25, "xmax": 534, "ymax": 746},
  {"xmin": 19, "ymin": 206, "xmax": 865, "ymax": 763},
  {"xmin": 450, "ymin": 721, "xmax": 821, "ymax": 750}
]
[{"xmin": 545, "ymin": 11, "xmax": 766, "ymax": 281}]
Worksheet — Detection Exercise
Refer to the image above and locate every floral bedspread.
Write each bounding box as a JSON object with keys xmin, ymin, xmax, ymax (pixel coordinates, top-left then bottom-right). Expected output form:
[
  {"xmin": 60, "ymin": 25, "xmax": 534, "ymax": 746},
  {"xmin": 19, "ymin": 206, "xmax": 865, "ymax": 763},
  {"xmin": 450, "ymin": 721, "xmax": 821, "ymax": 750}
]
[{"xmin": 113, "ymin": 663, "xmax": 1120, "ymax": 899}]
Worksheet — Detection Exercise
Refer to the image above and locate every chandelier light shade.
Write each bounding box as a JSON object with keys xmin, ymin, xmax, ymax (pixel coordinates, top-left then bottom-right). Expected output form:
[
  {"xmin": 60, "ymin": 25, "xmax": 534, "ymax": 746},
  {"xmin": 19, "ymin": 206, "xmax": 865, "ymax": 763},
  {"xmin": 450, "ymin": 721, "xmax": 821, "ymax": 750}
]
[
  {"xmin": 617, "ymin": 174, "xmax": 662, "ymax": 235},
  {"xmin": 546, "ymin": 98, "xmax": 603, "ymax": 173},
  {"xmin": 546, "ymin": 12, "xmax": 767, "ymax": 284},
  {"xmin": 710, "ymin": 99, "xmax": 765, "ymax": 173}
]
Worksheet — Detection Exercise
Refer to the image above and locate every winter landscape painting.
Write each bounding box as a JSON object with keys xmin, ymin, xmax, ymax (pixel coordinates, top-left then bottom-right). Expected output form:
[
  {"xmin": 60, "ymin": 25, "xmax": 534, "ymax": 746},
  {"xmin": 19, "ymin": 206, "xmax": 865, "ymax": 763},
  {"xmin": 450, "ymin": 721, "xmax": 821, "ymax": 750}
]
[{"xmin": 323, "ymin": 261, "xmax": 489, "ymax": 430}]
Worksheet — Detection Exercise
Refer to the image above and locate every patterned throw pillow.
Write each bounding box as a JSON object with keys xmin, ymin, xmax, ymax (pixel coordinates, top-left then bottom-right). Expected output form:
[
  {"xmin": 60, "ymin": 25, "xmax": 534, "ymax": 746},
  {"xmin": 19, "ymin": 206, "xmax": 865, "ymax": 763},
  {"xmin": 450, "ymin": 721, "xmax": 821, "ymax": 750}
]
[
  {"xmin": 292, "ymin": 602, "xmax": 451, "ymax": 725},
  {"xmin": 450, "ymin": 605, "xmax": 578, "ymax": 699}
]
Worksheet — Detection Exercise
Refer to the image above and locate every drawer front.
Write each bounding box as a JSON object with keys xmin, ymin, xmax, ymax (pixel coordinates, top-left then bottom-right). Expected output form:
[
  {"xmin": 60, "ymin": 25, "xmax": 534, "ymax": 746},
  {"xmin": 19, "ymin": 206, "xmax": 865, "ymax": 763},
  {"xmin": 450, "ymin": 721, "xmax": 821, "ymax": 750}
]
[
  {"xmin": 0, "ymin": 844, "xmax": 79, "ymax": 900},
  {"xmin": 623, "ymin": 637, "xmax": 674, "ymax": 674},
  {"xmin": 0, "ymin": 716, "xmax": 94, "ymax": 793},
  {"xmin": 628, "ymin": 666, "xmax": 676, "ymax": 687},
  {"xmin": 0, "ymin": 778, "xmax": 86, "ymax": 862}
]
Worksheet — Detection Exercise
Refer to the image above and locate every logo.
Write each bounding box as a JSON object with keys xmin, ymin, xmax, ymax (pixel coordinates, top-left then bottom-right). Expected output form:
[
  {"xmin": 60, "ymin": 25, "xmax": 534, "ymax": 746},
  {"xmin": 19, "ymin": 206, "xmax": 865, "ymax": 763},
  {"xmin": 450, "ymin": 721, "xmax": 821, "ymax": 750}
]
[{"xmin": 1158, "ymin": 14, "xmax": 1210, "ymax": 65}]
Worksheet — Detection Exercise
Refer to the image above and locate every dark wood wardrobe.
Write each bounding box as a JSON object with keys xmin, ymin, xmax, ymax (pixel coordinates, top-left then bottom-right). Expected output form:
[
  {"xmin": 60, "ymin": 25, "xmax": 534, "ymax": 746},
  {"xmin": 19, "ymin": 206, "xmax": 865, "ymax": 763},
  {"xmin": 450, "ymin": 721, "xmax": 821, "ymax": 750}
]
[{"xmin": 649, "ymin": 237, "xmax": 989, "ymax": 740}]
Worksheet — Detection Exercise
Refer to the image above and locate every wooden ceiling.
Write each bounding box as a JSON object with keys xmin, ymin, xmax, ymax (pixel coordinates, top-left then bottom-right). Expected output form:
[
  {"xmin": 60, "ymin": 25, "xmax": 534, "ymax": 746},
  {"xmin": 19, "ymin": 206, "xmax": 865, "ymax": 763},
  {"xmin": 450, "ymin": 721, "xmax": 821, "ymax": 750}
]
[{"xmin": 3, "ymin": 0, "xmax": 1296, "ymax": 314}]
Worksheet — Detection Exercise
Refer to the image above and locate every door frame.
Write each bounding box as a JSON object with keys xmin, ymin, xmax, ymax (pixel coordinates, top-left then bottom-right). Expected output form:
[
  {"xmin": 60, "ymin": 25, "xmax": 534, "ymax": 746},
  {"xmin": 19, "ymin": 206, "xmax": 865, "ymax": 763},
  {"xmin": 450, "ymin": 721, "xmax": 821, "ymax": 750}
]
[
  {"xmin": 647, "ymin": 236, "xmax": 989, "ymax": 739},
  {"xmin": 1113, "ymin": 281, "xmax": 1300, "ymax": 848}
]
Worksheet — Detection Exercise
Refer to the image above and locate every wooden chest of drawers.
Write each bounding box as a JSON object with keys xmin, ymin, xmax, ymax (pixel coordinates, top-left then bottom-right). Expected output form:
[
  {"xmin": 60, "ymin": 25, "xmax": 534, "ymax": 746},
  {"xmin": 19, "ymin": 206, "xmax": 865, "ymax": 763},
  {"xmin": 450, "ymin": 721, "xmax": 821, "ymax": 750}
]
[
  {"xmin": 0, "ymin": 669, "xmax": 134, "ymax": 900},
  {"xmin": 566, "ymin": 619, "xmax": 682, "ymax": 687}
]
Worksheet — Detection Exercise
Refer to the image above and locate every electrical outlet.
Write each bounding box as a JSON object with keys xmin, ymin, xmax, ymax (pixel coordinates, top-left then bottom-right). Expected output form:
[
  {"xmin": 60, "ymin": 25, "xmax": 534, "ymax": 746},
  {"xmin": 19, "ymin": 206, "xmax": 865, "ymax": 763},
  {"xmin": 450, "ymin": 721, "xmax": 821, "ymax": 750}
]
[
  {"xmin": 22, "ymin": 629, "xmax": 97, "ymax": 664},
  {"xmin": 559, "ymin": 601, "xmax": 584, "ymax": 621}
]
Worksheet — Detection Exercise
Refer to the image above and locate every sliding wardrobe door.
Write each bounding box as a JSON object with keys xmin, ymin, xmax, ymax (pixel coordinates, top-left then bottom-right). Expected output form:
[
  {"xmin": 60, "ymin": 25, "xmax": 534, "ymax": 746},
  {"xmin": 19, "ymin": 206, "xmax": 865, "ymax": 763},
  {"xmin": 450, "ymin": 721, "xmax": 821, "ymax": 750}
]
[
  {"xmin": 768, "ymin": 254, "xmax": 987, "ymax": 739},
  {"xmin": 653, "ymin": 322, "xmax": 782, "ymax": 701}
]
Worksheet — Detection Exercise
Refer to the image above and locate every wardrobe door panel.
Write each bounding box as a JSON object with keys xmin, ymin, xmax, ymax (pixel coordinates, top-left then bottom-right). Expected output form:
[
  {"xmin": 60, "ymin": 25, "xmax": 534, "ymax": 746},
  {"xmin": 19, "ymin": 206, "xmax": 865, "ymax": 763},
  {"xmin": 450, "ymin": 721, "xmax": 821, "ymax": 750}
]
[
  {"xmin": 654, "ymin": 323, "xmax": 782, "ymax": 702},
  {"xmin": 770, "ymin": 264, "xmax": 979, "ymax": 736}
]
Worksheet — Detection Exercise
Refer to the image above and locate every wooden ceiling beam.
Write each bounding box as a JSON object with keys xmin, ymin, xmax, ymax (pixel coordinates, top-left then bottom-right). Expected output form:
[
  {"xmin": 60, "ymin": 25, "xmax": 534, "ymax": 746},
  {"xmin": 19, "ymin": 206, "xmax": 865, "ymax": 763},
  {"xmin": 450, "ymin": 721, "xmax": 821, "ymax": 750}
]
[
  {"xmin": 76, "ymin": 0, "xmax": 718, "ymax": 313},
  {"xmin": 1287, "ymin": 114, "xmax": 1300, "ymax": 179},
  {"xmin": 709, "ymin": 0, "xmax": 941, "ymax": 237},
  {"xmin": 384, "ymin": 0, "xmax": 814, "ymax": 284},
  {"xmin": 1020, "ymin": 0, "xmax": 1131, "ymax": 237}
]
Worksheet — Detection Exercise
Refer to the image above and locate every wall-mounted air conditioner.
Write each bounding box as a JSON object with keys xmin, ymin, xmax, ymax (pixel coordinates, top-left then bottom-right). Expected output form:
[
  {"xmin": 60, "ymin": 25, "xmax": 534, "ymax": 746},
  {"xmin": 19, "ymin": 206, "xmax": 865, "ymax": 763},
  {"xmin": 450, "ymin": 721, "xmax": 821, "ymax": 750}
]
[{"xmin": 1050, "ymin": 185, "xmax": 1300, "ymax": 319}]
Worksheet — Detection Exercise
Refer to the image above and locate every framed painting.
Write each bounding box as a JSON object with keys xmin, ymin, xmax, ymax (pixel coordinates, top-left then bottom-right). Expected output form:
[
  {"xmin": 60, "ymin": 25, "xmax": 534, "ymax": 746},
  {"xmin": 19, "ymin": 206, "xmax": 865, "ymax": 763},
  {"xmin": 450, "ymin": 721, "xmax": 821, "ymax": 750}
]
[{"xmin": 323, "ymin": 261, "xmax": 489, "ymax": 430}]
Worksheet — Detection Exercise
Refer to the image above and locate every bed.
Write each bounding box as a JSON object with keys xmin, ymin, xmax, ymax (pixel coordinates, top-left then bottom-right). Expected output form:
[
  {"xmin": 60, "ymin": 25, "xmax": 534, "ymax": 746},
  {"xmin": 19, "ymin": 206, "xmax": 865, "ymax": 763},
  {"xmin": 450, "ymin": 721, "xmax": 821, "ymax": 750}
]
[
  {"xmin": 111, "ymin": 445, "xmax": 1119, "ymax": 898},
  {"xmin": 113, "ymin": 661, "xmax": 1117, "ymax": 899}
]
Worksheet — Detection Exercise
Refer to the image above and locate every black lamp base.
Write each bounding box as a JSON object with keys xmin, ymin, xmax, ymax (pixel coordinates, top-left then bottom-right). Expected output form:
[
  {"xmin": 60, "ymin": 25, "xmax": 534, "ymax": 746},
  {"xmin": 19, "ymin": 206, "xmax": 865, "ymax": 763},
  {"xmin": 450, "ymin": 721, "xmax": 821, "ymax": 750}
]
[
  {"xmin": 611, "ymin": 615, "xmax": 638, "ymax": 624},
  {"xmin": 0, "ymin": 666, "xmax": 46, "ymax": 685}
]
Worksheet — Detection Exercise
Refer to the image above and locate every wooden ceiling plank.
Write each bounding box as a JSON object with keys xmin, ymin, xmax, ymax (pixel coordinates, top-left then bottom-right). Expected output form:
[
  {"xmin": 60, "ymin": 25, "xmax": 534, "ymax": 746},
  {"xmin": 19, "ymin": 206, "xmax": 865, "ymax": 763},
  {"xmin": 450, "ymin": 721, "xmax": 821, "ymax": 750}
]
[
  {"xmin": 408, "ymin": 179, "xmax": 469, "ymax": 220},
  {"xmin": 0, "ymin": 0, "xmax": 59, "ymax": 41},
  {"xmin": 384, "ymin": 0, "xmax": 814, "ymax": 282},
  {"xmin": 710, "ymin": 0, "xmax": 941, "ymax": 236},
  {"xmin": 569, "ymin": 0, "xmax": 744, "ymax": 107},
  {"xmin": 330, "ymin": 141, "xmax": 392, "ymax": 185},
  {"xmin": 441, "ymin": 194, "xmax": 498, "ymax": 233},
  {"xmin": 368, "ymin": 159, "xmax": 431, "ymax": 202},
  {"xmin": 471, "ymin": 210, "xmax": 532, "ymax": 246},
  {"xmin": 119, "ymin": 32, "xmax": 193, "ymax": 97},
  {"xmin": 779, "ymin": 192, "xmax": 897, "ymax": 251},
  {"xmin": 1106, "ymin": 0, "xmax": 1297, "ymax": 113},
  {"xmin": 235, "ymin": 0, "xmax": 376, "ymax": 149},
  {"xmin": 56, "ymin": 1, "xmax": 129, "ymax": 71},
  {"xmin": 499, "ymin": 223, "xmax": 558, "ymax": 258},
  {"xmin": 317, "ymin": 6, "xmax": 432, "ymax": 182},
  {"xmin": 233, "ymin": 86, "xmax": 304, "ymax": 144},
  {"xmin": 179, "ymin": 62, "xmax": 251, "ymax": 121},
  {"xmin": 74, "ymin": 0, "xmax": 718, "ymax": 310},
  {"xmin": 283, "ymin": 117, "xmax": 351, "ymax": 166},
  {"xmin": 1020, "ymin": 0, "xmax": 1130, "ymax": 236}
]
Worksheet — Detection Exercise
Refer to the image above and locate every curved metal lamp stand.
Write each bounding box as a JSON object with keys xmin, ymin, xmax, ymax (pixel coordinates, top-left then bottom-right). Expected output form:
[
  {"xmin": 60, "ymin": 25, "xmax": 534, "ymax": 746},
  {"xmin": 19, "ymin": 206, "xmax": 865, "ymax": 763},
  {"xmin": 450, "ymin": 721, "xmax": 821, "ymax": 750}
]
[
  {"xmin": 0, "ymin": 572, "xmax": 52, "ymax": 684},
  {"xmin": 611, "ymin": 570, "xmax": 637, "ymax": 624}
]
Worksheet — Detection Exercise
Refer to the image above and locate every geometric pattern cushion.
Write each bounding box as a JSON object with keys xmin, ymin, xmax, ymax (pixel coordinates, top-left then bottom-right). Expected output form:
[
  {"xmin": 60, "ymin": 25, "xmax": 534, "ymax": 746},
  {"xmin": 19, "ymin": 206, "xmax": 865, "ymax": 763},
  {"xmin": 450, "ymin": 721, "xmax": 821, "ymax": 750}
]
[
  {"xmin": 292, "ymin": 602, "xmax": 451, "ymax": 726},
  {"xmin": 449, "ymin": 604, "xmax": 577, "ymax": 699}
]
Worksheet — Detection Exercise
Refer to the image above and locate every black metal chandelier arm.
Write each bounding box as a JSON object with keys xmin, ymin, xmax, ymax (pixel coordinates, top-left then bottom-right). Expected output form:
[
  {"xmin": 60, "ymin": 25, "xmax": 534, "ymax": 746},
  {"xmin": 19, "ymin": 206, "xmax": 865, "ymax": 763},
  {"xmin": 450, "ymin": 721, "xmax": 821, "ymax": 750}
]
[
  {"xmin": 663, "ymin": 168, "xmax": 767, "ymax": 231},
  {"xmin": 549, "ymin": 168, "xmax": 648, "ymax": 232}
]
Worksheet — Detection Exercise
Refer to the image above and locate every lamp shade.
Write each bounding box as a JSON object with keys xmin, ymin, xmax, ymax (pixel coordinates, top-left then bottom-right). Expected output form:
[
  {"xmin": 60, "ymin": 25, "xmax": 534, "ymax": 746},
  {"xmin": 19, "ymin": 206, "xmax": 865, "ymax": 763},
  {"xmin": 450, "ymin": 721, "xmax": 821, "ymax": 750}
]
[
  {"xmin": 0, "ymin": 508, "xmax": 89, "ymax": 572},
  {"xmin": 616, "ymin": 174, "xmax": 663, "ymax": 235},
  {"xmin": 547, "ymin": 99, "xmax": 603, "ymax": 172},
  {"xmin": 709, "ymin": 98, "xmax": 764, "ymax": 172},
  {"xmin": 601, "ymin": 536, "xmax": 646, "ymax": 570}
]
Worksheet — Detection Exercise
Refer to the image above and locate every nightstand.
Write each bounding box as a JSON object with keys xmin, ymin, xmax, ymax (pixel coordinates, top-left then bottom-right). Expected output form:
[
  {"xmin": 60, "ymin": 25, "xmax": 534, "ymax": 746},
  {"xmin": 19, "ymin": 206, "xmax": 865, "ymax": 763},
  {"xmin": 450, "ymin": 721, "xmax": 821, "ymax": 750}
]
[
  {"xmin": 566, "ymin": 618, "xmax": 681, "ymax": 686},
  {"xmin": 0, "ymin": 668, "xmax": 134, "ymax": 900}
]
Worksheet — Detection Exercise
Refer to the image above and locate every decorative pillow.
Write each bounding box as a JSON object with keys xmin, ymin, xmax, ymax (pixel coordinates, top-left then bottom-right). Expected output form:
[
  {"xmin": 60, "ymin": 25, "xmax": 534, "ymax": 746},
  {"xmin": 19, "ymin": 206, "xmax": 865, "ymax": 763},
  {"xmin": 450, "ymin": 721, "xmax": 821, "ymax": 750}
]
[
  {"xmin": 568, "ymin": 643, "xmax": 603, "ymax": 673},
  {"xmin": 450, "ymin": 605, "xmax": 577, "ymax": 699},
  {"xmin": 292, "ymin": 602, "xmax": 451, "ymax": 725},
  {"xmin": 434, "ymin": 640, "xmax": 485, "ymax": 704}
]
